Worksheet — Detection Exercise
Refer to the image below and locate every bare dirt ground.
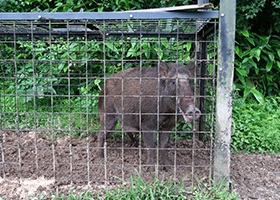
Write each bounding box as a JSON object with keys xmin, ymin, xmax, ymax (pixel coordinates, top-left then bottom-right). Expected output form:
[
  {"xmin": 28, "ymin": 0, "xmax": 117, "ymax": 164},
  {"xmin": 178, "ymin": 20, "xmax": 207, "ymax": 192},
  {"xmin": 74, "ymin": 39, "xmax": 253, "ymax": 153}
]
[{"xmin": 0, "ymin": 131, "xmax": 279, "ymax": 199}]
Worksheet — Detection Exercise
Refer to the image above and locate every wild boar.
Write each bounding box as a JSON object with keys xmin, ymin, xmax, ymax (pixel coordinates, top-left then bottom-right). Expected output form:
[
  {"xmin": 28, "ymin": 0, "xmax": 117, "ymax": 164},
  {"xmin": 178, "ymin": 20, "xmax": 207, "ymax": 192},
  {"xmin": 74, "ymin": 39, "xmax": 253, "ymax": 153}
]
[{"xmin": 97, "ymin": 62, "xmax": 201, "ymax": 170}]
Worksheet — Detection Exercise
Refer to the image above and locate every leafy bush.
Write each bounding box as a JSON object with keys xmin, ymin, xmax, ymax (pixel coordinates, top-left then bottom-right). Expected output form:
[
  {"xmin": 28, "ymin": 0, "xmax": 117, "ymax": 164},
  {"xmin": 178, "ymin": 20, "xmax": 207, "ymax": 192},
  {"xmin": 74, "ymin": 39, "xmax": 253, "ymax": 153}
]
[
  {"xmin": 233, "ymin": 0, "xmax": 280, "ymax": 102},
  {"xmin": 231, "ymin": 97, "xmax": 280, "ymax": 153},
  {"xmin": 0, "ymin": 0, "xmax": 194, "ymax": 12},
  {"xmin": 234, "ymin": 31, "xmax": 280, "ymax": 104}
]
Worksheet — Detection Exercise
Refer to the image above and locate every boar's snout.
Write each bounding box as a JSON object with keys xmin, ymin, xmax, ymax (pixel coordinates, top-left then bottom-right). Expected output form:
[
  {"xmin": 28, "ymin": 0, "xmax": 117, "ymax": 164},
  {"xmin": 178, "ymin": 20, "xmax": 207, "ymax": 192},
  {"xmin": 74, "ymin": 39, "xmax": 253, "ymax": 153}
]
[{"xmin": 179, "ymin": 105, "xmax": 201, "ymax": 123}]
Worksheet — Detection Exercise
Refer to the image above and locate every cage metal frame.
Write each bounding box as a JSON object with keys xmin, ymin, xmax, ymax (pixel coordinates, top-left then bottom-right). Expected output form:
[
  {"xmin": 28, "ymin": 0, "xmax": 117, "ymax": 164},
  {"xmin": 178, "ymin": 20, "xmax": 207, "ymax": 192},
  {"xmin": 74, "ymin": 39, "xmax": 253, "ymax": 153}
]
[{"xmin": 0, "ymin": 1, "xmax": 235, "ymax": 187}]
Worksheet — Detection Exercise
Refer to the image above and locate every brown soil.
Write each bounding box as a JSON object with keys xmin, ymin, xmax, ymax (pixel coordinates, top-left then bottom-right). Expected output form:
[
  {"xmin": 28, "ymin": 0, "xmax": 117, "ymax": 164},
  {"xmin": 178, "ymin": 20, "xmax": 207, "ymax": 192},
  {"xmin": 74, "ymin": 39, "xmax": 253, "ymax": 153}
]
[{"xmin": 0, "ymin": 130, "xmax": 279, "ymax": 199}]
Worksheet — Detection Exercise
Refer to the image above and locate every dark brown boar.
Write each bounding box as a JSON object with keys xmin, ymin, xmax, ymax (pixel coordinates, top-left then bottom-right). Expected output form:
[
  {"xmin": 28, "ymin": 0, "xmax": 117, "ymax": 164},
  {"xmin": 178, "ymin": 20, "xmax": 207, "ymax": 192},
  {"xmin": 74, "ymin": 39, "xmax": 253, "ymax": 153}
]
[{"xmin": 97, "ymin": 62, "xmax": 201, "ymax": 170}]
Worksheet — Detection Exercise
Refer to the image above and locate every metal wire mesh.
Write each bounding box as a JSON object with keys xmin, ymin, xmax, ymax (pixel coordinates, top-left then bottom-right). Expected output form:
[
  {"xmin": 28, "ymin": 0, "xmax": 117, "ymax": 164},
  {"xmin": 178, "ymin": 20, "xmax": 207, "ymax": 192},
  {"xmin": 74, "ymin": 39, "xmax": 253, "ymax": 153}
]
[{"xmin": 0, "ymin": 17, "xmax": 218, "ymax": 186}]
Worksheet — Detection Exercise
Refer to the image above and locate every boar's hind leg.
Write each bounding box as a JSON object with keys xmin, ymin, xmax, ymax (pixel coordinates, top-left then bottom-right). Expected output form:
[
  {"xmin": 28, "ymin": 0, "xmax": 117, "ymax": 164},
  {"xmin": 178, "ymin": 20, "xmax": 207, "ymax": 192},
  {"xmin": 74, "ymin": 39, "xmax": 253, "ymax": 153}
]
[
  {"xmin": 143, "ymin": 131, "xmax": 156, "ymax": 171},
  {"xmin": 159, "ymin": 124, "xmax": 173, "ymax": 171},
  {"xmin": 123, "ymin": 126, "xmax": 139, "ymax": 147},
  {"xmin": 97, "ymin": 114, "xmax": 117, "ymax": 158}
]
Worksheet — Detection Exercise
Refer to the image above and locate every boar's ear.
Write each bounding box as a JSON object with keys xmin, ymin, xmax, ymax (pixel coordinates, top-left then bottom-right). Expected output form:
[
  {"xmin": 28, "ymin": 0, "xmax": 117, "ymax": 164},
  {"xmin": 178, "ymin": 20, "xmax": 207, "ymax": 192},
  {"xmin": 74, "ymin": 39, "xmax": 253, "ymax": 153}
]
[
  {"xmin": 186, "ymin": 61, "xmax": 196, "ymax": 78},
  {"xmin": 159, "ymin": 62, "xmax": 170, "ymax": 77}
]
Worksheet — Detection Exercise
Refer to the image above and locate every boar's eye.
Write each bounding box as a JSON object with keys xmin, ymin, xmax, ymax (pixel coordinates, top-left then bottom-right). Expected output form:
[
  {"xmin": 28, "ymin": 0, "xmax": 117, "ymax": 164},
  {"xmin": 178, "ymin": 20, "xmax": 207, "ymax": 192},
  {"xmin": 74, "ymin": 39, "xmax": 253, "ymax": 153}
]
[{"xmin": 172, "ymin": 81, "xmax": 175, "ymax": 84}]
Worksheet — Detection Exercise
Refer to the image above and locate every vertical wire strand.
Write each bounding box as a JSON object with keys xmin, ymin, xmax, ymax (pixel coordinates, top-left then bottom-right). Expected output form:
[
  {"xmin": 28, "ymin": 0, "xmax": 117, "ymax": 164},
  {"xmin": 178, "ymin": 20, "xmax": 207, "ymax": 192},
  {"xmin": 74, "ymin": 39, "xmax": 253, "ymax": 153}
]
[
  {"xmin": 0, "ymin": 60, "xmax": 4, "ymax": 178},
  {"xmin": 14, "ymin": 21, "xmax": 22, "ymax": 181},
  {"xmin": 139, "ymin": 20, "xmax": 143, "ymax": 174},
  {"xmin": 191, "ymin": 19, "xmax": 199, "ymax": 187},
  {"xmin": 156, "ymin": 19, "xmax": 161, "ymax": 176},
  {"xmin": 31, "ymin": 21, "xmax": 39, "ymax": 179},
  {"xmin": 66, "ymin": 20, "xmax": 73, "ymax": 185},
  {"xmin": 0, "ymin": 28, "xmax": 5, "ymax": 178},
  {"xmin": 49, "ymin": 20, "xmax": 56, "ymax": 181},
  {"xmin": 209, "ymin": 19, "xmax": 218, "ymax": 184},
  {"xmin": 84, "ymin": 20, "xmax": 90, "ymax": 185},
  {"xmin": 174, "ymin": 19, "xmax": 179, "ymax": 180},
  {"xmin": 121, "ymin": 19, "xmax": 124, "ymax": 181},
  {"xmin": 102, "ymin": 19, "xmax": 108, "ymax": 184}
]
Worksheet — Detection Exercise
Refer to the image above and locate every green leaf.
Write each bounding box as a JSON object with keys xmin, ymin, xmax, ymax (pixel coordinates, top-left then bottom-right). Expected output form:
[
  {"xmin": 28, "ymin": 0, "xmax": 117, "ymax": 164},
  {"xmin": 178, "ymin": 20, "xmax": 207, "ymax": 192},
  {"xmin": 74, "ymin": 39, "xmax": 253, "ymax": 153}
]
[
  {"xmin": 260, "ymin": 35, "xmax": 271, "ymax": 46},
  {"xmin": 243, "ymin": 50, "xmax": 251, "ymax": 57},
  {"xmin": 187, "ymin": 42, "xmax": 192, "ymax": 51},
  {"xmin": 266, "ymin": 74, "xmax": 273, "ymax": 82},
  {"xmin": 63, "ymin": 65, "xmax": 68, "ymax": 73},
  {"xmin": 45, "ymin": 86, "xmax": 57, "ymax": 95},
  {"xmin": 254, "ymin": 49, "xmax": 261, "ymax": 61},
  {"xmin": 94, "ymin": 79, "xmax": 101, "ymax": 85},
  {"xmin": 255, "ymin": 67, "xmax": 259, "ymax": 74},
  {"xmin": 161, "ymin": 42, "xmax": 169, "ymax": 48},
  {"xmin": 236, "ymin": 68, "xmax": 247, "ymax": 76},
  {"xmin": 240, "ymin": 30, "xmax": 249, "ymax": 37},
  {"xmin": 251, "ymin": 88, "xmax": 265, "ymax": 105},
  {"xmin": 125, "ymin": 0, "xmax": 130, "ymax": 10},
  {"xmin": 235, "ymin": 45, "xmax": 239, "ymax": 54},
  {"xmin": 277, "ymin": 49, "xmax": 280, "ymax": 58},
  {"xmin": 127, "ymin": 49, "xmax": 136, "ymax": 57},
  {"xmin": 55, "ymin": 2, "xmax": 63, "ymax": 6},
  {"xmin": 262, "ymin": 49, "xmax": 275, "ymax": 62},
  {"xmin": 242, "ymin": 57, "xmax": 250, "ymax": 64},
  {"xmin": 266, "ymin": 62, "xmax": 273, "ymax": 72},
  {"xmin": 235, "ymin": 46, "xmax": 242, "ymax": 58},
  {"xmin": 236, "ymin": 72, "xmax": 246, "ymax": 86},
  {"xmin": 249, "ymin": 59, "xmax": 257, "ymax": 68},
  {"xmin": 247, "ymin": 37, "xmax": 255, "ymax": 45},
  {"xmin": 234, "ymin": 83, "xmax": 245, "ymax": 90},
  {"xmin": 245, "ymin": 78, "xmax": 254, "ymax": 88},
  {"xmin": 183, "ymin": 53, "xmax": 190, "ymax": 60},
  {"xmin": 277, "ymin": 61, "xmax": 280, "ymax": 70},
  {"xmin": 105, "ymin": 43, "xmax": 119, "ymax": 54},
  {"xmin": 243, "ymin": 88, "xmax": 251, "ymax": 99}
]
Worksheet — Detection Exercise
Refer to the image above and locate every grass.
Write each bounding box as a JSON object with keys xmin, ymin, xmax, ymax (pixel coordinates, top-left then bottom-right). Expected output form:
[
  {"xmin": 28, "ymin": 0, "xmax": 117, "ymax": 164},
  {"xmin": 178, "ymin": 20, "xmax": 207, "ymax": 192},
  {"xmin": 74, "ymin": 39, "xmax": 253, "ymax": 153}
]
[
  {"xmin": 27, "ymin": 170, "xmax": 240, "ymax": 200},
  {"xmin": 231, "ymin": 96, "xmax": 280, "ymax": 154},
  {"xmin": 30, "ymin": 187, "xmax": 98, "ymax": 200}
]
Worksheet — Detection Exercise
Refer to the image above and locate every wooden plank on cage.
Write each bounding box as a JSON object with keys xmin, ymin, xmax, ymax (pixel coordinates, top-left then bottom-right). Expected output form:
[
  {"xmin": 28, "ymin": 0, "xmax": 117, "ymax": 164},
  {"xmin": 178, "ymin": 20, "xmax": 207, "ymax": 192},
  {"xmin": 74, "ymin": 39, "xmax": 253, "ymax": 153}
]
[{"xmin": 124, "ymin": 3, "xmax": 214, "ymax": 12}]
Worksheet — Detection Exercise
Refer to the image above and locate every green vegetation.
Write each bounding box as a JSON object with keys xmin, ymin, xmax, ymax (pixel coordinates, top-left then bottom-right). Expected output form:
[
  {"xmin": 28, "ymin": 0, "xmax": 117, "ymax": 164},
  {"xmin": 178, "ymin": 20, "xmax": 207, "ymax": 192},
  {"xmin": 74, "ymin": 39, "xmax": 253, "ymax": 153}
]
[
  {"xmin": 28, "ymin": 170, "xmax": 240, "ymax": 199},
  {"xmin": 232, "ymin": 97, "xmax": 280, "ymax": 154},
  {"xmin": 233, "ymin": 0, "xmax": 280, "ymax": 104}
]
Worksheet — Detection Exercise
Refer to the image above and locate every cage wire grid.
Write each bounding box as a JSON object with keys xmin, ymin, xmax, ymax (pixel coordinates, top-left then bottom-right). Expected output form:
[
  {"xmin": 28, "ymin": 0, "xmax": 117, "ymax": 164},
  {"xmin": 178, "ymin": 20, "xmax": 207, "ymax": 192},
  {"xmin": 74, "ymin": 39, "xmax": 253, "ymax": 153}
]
[{"xmin": 0, "ymin": 17, "xmax": 218, "ymax": 186}]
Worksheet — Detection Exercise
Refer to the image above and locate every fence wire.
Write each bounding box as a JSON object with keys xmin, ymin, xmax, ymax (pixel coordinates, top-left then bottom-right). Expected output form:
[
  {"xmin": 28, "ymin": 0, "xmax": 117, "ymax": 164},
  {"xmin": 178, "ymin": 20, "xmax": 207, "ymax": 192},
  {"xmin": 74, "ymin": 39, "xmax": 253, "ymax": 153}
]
[{"xmin": 0, "ymin": 18, "xmax": 218, "ymax": 186}]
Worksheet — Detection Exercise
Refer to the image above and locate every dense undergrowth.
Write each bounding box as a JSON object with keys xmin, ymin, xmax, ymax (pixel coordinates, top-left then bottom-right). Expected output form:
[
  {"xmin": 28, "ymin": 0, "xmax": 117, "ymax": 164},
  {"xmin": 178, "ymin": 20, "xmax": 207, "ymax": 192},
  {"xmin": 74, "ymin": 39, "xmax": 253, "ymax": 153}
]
[{"xmin": 232, "ymin": 97, "xmax": 280, "ymax": 154}]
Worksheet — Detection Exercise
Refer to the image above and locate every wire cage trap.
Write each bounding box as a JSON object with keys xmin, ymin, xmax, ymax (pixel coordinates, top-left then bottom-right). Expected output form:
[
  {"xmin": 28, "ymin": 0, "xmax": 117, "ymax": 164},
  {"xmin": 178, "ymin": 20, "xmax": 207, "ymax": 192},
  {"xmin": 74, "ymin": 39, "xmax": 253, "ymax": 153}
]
[{"xmin": 0, "ymin": 9, "xmax": 223, "ymax": 187}]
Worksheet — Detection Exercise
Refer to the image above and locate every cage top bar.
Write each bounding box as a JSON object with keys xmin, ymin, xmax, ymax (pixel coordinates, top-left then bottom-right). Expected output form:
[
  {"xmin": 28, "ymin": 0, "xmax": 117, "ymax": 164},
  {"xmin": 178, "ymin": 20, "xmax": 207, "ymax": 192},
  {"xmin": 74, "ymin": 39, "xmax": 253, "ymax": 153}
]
[{"xmin": 0, "ymin": 11, "xmax": 218, "ymax": 21}]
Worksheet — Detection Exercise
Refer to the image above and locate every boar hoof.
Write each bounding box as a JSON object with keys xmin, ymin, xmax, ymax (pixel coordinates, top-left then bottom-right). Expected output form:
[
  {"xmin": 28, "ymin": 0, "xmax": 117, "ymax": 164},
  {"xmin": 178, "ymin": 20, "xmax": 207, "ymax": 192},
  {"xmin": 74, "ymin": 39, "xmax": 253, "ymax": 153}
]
[
  {"xmin": 145, "ymin": 166, "xmax": 156, "ymax": 172},
  {"xmin": 160, "ymin": 165, "xmax": 170, "ymax": 172},
  {"xmin": 97, "ymin": 150, "xmax": 104, "ymax": 158}
]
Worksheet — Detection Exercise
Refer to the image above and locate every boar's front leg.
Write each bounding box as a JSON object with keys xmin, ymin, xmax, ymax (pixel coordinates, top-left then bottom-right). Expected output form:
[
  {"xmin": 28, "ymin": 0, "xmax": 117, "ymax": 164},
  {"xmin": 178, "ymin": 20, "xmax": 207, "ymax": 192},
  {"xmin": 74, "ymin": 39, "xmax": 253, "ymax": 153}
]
[
  {"xmin": 127, "ymin": 132, "xmax": 139, "ymax": 147},
  {"xmin": 158, "ymin": 120, "xmax": 174, "ymax": 171},
  {"xmin": 97, "ymin": 114, "xmax": 117, "ymax": 158}
]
